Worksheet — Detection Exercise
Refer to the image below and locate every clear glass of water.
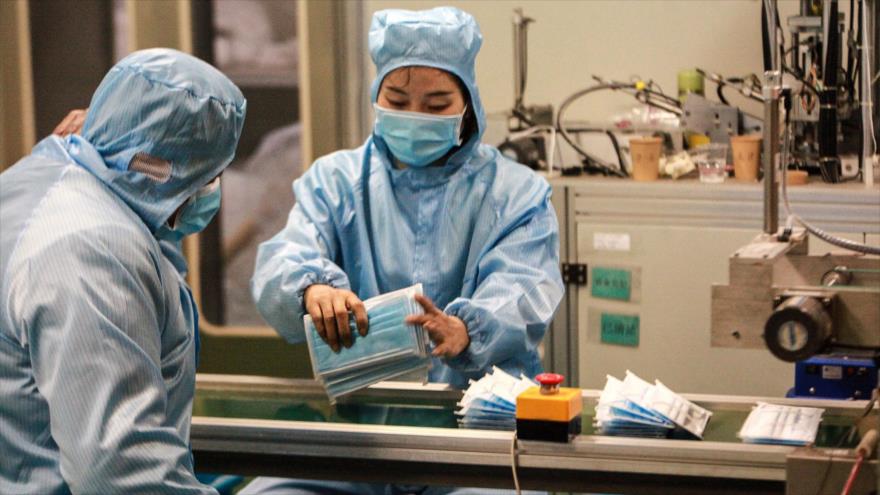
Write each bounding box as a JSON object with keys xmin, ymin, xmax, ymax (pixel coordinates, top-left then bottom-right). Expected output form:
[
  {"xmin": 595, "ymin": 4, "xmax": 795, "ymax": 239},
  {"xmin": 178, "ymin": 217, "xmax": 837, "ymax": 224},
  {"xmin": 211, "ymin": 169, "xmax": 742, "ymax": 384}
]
[{"xmin": 690, "ymin": 144, "xmax": 729, "ymax": 184}]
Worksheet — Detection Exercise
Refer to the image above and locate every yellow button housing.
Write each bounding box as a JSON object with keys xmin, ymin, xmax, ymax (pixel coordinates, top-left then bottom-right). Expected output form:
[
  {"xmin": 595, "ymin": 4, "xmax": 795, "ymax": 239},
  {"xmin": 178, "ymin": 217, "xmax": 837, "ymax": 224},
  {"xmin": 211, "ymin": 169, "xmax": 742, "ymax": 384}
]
[{"xmin": 516, "ymin": 386, "xmax": 582, "ymax": 422}]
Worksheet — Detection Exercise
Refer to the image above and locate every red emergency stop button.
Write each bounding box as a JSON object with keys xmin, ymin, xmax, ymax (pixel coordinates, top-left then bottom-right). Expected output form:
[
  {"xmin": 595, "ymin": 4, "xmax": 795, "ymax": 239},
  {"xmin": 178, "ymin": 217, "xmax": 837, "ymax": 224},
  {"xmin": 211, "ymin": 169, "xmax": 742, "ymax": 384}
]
[{"xmin": 536, "ymin": 373, "xmax": 564, "ymax": 395}]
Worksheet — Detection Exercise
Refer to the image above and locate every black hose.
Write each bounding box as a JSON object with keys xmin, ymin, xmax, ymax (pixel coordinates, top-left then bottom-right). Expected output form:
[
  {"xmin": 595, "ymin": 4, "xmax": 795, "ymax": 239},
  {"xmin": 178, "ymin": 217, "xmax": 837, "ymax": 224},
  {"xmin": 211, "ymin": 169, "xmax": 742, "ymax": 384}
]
[
  {"xmin": 512, "ymin": 107, "xmax": 537, "ymax": 128},
  {"xmin": 555, "ymin": 83, "xmax": 631, "ymax": 177},
  {"xmin": 605, "ymin": 130, "xmax": 627, "ymax": 176},
  {"xmin": 783, "ymin": 65, "xmax": 821, "ymax": 96},
  {"xmin": 716, "ymin": 84, "xmax": 730, "ymax": 105},
  {"xmin": 634, "ymin": 89, "xmax": 683, "ymax": 115}
]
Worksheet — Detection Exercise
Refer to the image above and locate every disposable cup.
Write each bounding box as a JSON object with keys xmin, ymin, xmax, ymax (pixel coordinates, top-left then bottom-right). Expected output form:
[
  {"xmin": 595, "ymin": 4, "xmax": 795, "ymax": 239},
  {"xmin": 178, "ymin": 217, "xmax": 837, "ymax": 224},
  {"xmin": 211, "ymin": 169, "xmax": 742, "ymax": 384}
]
[
  {"xmin": 629, "ymin": 137, "xmax": 663, "ymax": 181},
  {"xmin": 731, "ymin": 134, "xmax": 762, "ymax": 182}
]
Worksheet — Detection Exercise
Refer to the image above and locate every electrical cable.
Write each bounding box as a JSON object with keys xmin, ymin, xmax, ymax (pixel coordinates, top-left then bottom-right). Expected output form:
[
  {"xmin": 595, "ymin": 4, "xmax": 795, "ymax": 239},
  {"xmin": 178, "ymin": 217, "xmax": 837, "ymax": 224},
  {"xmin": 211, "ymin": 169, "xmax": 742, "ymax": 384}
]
[
  {"xmin": 764, "ymin": 0, "xmax": 784, "ymax": 69},
  {"xmin": 839, "ymin": 453, "xmax": 864, "ymax": 495},
  {"xmin": 520, "ymin": 21, "xmax": 528, "ymax": 109},
  {"xmin": 560, "ymin": 126, "xmax": 630, "ymax": 175},
  {"xmin": 780, "ymin": 93, "xmax": 880, "ymax": 255},
  {"xmin": 556, "ymin": 77, "xmax": 681, "ymax": 176},
  {"xmin": 634, "ymin": 89, "xmax": 684, "ymax": 115},
  {"xmin": 696, "ymin": 67, "xmax": 766, "ymax": 103},
  {"xmin": 846, "ymin": 0, "xmax": 858, "ymax": 96},
  {"xmin": 605, "ymin": 130, "xmax": 626, "ymax": 175},
  {"xmin": 861, "ymin": 0, "xmax": 877, "ymax": 156},
  {"xmin": 555, "ymin": 83, "xmax": 631, "ymax": 177},
  {"xmin": 717, "ymin": 84, "xmax": 731, "ymax": 106},
  {"xmin": 819, "ymin": 396, "xmax": 879, "ymax": 495},
  {"xmin": 510, "ymin": 431, "xmax": 521, "ymax": 495},
  {"xmin": 512, "ymin": 107, "xmax": 538, "ymax": 128},
  {"xmin": 783, "ymin": 65, "xmax": 821, "ymax": 96}
]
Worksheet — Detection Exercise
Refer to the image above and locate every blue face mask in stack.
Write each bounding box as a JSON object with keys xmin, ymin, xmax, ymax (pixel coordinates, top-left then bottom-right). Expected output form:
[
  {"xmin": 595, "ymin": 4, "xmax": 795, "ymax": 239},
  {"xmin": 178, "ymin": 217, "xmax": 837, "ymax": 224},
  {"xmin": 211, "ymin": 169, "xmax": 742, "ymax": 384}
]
[
  {"xmin": 304, "ymin": 284, "xmax": 430, "ymax": 402},
  {"xmin": 594, "ymin": 371, "xmax": 713, "ymax": 440},
  {"xmin": 455, "ymin": 367, "xmax": 537, "ymax": 431}
]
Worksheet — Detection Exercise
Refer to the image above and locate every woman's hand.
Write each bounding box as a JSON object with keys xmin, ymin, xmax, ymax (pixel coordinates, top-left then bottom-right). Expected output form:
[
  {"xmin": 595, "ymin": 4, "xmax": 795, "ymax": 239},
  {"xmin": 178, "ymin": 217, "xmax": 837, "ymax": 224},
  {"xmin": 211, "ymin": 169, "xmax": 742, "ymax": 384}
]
[
  {"xmin": 53, "ymin": 109, "xmax": 87, "ymax": 136},
  {"xmin": 303, "ymin": 284, "xmax": 367, "ymax": 352},
  {"xmin": 406, "ymin": 294, "xmax": 469, "ymax": 358}
]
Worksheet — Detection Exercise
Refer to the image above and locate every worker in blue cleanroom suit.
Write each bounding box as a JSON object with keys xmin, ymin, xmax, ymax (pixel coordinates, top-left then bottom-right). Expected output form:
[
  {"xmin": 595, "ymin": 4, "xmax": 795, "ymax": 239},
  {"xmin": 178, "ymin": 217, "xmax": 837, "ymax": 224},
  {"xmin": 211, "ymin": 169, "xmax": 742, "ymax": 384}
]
[
  {"xmin": 246, "ymin": 6, "xmax": 562, "ymax": 495},
  {"xmin": 0, "ymin": 48, "xmax": 246, "ymax": 494}
]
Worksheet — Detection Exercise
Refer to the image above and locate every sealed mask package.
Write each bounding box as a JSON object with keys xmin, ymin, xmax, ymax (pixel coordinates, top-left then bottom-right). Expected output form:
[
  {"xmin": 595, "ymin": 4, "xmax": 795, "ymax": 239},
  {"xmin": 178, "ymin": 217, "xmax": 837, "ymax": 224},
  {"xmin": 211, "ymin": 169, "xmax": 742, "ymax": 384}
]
[
  {"xmin": 595, "ymin": 371, "xmax": 712, "ymax": 440},
  {"xmin": 595, "ymin": 375, "xmax": 673, "ymax": 438},
  {"xmin": 738, "ymin": 402, "xmax": 824, "ymax": 446},
  {"xmin": 305, "ymin": 284, "xmax": 430, "ymax": 402},
  {"xmin": 644, "ymin": 380, "xmax": 713, "ymax": 439},
  {"xmin": 456, "ymin": 367, "xmax": 537, "ymax": 431}
]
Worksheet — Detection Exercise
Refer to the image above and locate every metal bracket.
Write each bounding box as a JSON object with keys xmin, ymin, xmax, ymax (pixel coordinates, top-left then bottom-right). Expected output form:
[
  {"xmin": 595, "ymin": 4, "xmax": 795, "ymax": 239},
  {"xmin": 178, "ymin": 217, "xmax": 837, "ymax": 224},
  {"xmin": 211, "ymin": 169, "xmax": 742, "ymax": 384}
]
[{"xmin": 562, "ymin": 263, "xmax": 587, "ymax": 286}]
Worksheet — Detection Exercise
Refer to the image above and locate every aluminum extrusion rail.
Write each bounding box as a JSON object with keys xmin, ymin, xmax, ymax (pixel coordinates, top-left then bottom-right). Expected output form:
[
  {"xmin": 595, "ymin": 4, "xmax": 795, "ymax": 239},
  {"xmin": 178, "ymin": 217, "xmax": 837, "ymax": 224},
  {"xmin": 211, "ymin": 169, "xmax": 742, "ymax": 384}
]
[{"xmin": 190, "ymin": 376, "xmax": 872, "ymax": 494}]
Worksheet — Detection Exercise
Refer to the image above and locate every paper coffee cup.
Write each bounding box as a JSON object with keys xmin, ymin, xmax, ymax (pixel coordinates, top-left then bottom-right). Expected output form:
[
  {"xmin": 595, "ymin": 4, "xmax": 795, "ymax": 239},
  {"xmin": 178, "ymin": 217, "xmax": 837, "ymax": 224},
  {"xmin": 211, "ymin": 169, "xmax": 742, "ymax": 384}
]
[
  {"xmin": 730, "ymin": 134, "xmax": 762, "ymax": 182},
  {"xmin": 629, "ymin": 137, "xmax": 663, "ymax": 181}
]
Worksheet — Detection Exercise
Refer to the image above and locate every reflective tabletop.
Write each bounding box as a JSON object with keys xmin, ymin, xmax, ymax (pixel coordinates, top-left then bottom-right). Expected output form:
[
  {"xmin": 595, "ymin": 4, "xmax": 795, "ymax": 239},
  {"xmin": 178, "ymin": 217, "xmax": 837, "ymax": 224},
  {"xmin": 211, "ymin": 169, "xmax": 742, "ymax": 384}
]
[{"xmin": 193, "ymin": 375, "xmax": 864, "ymax": 448}]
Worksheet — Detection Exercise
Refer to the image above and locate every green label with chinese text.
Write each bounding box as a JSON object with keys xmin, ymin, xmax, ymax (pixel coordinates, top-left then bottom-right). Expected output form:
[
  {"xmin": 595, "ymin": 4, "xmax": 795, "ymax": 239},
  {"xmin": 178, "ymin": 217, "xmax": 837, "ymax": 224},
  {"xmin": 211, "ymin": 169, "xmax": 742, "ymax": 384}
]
[
  {"xmin": 600, "ymin": 313, "xmax": 640, "ymax": 347},
  {"xmin": 591, "ymin": 267, "xmax": 632, "ymax": 301}
]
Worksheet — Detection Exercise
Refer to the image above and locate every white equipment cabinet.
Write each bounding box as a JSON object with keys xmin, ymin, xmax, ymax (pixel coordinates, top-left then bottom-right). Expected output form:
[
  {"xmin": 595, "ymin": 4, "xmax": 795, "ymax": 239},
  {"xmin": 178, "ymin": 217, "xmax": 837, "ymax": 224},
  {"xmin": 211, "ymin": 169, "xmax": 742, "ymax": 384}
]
[{"xmin": 545, "ymin": 177, "xmax": 880, "ymax": 396}]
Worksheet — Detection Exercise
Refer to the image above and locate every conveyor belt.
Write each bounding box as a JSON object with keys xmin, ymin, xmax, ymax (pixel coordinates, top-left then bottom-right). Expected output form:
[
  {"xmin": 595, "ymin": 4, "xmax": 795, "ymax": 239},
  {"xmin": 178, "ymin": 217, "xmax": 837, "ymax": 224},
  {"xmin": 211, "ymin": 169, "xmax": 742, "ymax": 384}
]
[{"xmin": 191, "ymin": 374, "xmax": 873, "ymax": 494}]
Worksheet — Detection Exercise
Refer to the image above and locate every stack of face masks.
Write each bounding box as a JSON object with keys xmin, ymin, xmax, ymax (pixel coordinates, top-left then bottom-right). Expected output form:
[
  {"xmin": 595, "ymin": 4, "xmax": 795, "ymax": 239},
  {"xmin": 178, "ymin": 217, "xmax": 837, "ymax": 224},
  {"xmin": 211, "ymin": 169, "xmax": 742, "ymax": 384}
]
[
  {"xmin": 305, "ymin": 284, "xmax": 430, "ymax": 402},
  {"xmin": 456, "ymin": 367, "xmax": 537, "ymax": 430},
  {"xmin": 595, "ymin": 371, "xmax": 713, "ymax": 440},
  {"xmin": 738, "ymin": 402, "xmax": 824, "ymax": 446}
]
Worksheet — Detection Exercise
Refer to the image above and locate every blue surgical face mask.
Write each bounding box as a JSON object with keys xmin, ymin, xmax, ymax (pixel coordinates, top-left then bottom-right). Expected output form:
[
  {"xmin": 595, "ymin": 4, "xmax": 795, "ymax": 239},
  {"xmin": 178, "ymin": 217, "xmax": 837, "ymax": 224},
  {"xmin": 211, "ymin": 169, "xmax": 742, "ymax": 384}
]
[
  {"xmin": 373, "ymin": 103, "xmax": 466, "ymax": 167},
  {"xmin": 303, "ymin": 284, "xmax": 432, "ymax": 401},
  {"xmin": 155, "ymin": 177, "xmax": 222, "ymax": 242},
  {"xmin": 308, "ymin": 295, "xmax": 420, "ymax": 375}
]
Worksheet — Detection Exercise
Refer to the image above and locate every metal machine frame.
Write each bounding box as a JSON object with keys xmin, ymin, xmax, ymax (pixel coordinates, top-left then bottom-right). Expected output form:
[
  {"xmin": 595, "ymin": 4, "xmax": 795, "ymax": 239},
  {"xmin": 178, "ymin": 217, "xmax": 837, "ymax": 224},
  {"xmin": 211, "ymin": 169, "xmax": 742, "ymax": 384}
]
[{"xmin": 191, "ymin": 375, "xmax": 877, "ymax": 494}]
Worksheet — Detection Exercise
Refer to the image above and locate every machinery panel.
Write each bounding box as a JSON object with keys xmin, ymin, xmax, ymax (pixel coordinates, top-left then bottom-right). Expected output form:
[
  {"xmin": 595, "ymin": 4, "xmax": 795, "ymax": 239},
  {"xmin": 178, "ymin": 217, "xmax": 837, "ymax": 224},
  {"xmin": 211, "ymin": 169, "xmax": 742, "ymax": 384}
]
[{"xmin": 549, "ymin": 177, "xmax": 880, "ymax": 397}]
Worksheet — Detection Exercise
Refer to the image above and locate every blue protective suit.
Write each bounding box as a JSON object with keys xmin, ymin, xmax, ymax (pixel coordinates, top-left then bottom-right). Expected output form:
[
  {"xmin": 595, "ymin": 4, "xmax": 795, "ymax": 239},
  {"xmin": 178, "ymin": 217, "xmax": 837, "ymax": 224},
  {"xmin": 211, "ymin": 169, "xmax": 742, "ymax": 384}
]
[
  {"xmin": 252, "ymin": 6, "xmax": 564, "ymax": 390},
  {"xmin": 0, "ymin": 49, "xmax": 245, "ymax": 494}
]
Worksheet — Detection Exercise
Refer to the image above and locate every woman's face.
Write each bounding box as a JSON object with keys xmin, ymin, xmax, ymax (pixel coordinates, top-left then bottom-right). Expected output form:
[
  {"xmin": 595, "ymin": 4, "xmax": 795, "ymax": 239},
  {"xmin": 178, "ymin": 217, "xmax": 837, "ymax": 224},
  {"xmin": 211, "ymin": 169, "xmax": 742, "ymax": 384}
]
[{"xmin": 377, "ymin": 66, "xmax": 466, "ymax": 115}]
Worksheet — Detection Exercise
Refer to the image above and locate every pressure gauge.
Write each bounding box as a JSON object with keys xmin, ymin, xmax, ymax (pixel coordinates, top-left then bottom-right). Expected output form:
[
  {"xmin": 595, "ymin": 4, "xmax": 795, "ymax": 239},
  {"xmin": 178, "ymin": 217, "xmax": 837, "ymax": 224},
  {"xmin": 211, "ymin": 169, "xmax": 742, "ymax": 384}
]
[{"xmin": 763, "ymin": 295, "xmax": 832, "ymax": 362}]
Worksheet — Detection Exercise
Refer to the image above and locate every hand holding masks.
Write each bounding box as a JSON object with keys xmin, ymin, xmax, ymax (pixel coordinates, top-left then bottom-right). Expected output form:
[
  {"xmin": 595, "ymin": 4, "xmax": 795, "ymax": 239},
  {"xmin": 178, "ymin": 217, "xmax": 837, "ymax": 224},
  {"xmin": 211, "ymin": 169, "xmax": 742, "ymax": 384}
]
[{"xmin": 305, "ymin": 284, "xmax": 431, "ymax": 401}]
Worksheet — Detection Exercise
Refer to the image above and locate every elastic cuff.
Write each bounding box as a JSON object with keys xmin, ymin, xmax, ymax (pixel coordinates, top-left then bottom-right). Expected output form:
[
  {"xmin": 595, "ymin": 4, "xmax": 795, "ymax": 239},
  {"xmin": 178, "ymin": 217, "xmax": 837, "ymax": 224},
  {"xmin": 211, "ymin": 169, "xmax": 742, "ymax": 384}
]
[
  {"xmin": 299, "ymin": 272, "xmax": 350, "ymax": 310},
  {"xmin": 296, "ymin": 273, "xmax": 321, "ymax": 309},
  {"xmin": 444, "ymin": 305, "xmax": 483, "ymax": 372}
]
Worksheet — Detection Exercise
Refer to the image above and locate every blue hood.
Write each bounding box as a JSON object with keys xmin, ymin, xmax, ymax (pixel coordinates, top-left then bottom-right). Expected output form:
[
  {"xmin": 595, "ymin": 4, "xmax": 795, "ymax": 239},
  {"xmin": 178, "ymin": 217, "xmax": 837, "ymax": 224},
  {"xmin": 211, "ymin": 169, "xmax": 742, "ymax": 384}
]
[
  {"xmin": 68, "ymin": 48, "xmax": 246, "ymax": 232},
  {"xmin": 368, "ymin": 7, "xmax": 486, "ymax": 161}
]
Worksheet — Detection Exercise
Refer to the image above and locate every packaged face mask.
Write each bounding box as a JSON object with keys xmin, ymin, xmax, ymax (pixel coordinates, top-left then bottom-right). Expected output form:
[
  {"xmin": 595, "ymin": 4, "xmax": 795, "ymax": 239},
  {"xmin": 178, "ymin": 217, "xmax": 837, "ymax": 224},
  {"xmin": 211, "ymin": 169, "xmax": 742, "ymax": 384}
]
[
  {"xmin": 594, "ymin": 374, "xmax": 673, "ymax": 438},
  {"xmin": 304, "ymin": 284, "xmax": 430, "ymax": 402},
  {"xmin": 738, "ymin": 402, "xmax": 824, "ymax": 446},
  {"xmin": 643, "ymin": 380, "xmax": 713, "ymax": 439},
  {"xmin": 456, "ymin": 367, "xmax": 537, "ymax": 430},
  {"xmin": 594, "ymin": 371, "xmax": 711, "ymax": 440}
]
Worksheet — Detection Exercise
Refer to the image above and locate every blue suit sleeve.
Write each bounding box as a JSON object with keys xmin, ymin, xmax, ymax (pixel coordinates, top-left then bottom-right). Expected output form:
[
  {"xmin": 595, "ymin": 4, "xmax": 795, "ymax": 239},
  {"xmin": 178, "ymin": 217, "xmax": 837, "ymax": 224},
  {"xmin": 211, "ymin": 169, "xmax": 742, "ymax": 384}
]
[
  {"xmin": 443, "ymin": 188, "xmax": 564, "ymax": 373},
  {"xmin": 251, "ymin": 163, "xmax": 351, "ymax": 343},
  {"xmin": 8, "ymin": 228, "xmax": 215, "ymax": 494}
]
